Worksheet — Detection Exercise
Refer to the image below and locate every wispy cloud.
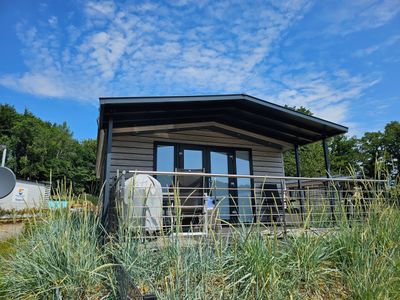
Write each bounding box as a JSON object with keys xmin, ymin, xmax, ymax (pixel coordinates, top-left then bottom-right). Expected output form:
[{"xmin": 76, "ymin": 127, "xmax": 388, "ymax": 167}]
[
  {"xmin": 324, "ymin": 0, "xmax": 400, "ymax": 35},
  {"xmin": 0, "ymin": 0, "xmax": 392, "ymax": 128},
  {"xmin": 253, "ymin": 66, "xmax": 381, "ymax": 124},
  {"xmin": 1, "ymin": 0, "xmax": 314, "ymax": 101},
  {"xmin": 353, "ymin": 34, "xmax": 400, "ymax": 57}
]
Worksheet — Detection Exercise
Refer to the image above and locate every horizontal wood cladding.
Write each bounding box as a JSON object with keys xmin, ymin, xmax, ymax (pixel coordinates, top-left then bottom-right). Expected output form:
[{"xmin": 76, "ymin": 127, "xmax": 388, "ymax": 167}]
[{"xmin": 111, "ymin": 129, "xmax": 285, "ymax": 177}]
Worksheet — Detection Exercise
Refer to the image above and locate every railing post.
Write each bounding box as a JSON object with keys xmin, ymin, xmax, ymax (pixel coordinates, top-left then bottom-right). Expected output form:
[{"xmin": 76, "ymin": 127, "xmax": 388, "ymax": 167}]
[
  {"xmin": 280, "ymin": 179, "xmax": 287, "ymax": 236},
  {"xmin": 203, "ymin": 173, "xmax": 208, "ymax": 235},
  {"xmin": 322, "ymin": 138, "xmax": 336, "ymax": 225},
  {"xmin": 101, "ymin": 118, "xmax": 113, "ymax": 233},
  {"xmin": 294, "ymin": 144, "xmax": 306, "ymax": 223}
]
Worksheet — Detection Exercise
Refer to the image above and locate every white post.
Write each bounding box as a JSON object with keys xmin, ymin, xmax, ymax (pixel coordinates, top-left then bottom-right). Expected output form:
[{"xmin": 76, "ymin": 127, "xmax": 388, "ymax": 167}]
[{"xmin": 1, "ymin": 148, "xmax": 6, "ymax": 167}]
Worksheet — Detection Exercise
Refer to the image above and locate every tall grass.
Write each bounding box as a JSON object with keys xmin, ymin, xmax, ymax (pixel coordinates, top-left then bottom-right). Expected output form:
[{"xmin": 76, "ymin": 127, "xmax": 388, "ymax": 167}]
[
  {"xmin": 1, "ymin": 176, "xmax": 399, "ymax": 299},
  {"xmin": 109, "ymin": 178, "xmax": 400, "ymax": 300},
  {"xmin": 0, "ymin": 181, "xmax": 115, "ymax": 299}
]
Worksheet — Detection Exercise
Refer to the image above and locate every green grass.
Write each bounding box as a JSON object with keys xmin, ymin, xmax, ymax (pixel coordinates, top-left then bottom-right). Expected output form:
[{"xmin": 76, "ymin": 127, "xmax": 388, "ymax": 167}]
[
  {"xmin": 109, "ymin": 179, "xmax": 400, "ymax": 300},
  {"xmin": 108, "ymin": 201, "xmax": 400, "ymax": 300},
  {"xmin": 0, "ymin": 209, "xmax": 116, "ymax": 299},
  {"xmin": 0, "ymin": 237, "xmax": 16, "ymax": 258},
  {"xmin": 0, "ymin": 179, "xmax": 399, "ymax": 299}
]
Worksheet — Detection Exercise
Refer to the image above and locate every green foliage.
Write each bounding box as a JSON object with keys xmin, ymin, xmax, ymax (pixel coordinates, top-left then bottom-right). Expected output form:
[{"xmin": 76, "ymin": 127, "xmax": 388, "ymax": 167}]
[
  {"xmin": 109, "ymin": 197, "xmax": 400, "ymax": 299},
  {"xmin": 0, "ymin": 104, "xmax": 98, "ymax": 194},
  {"xmin": 0, "ymin": 237, "xmax": 16, "ymax": 258},
  {"xmin": 329, "ymin": 135, "xmax": 361, "ymax": 176},
  {"xmin": 0, "ymin": 209, "xmax": 114, "ymax": 299},
  {"xmin": 0, "ymin": 178, "xmax": 399, "ymax": 299},
  {"xmin": 284, "ymin": 142, "xmax": 326, "ymax": 177},
  {"xmin": 284, "ymin": 106, "xmax": 399, "ymax": 179}
]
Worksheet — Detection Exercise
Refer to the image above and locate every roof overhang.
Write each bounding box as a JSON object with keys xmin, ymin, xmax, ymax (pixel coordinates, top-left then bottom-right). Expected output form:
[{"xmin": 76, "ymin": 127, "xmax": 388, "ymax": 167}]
[
  {"xmin": 98, "ymin": 94, "xmax": 348, "ymax": 145},
  {"xmin": 112, "ymin": 121, "xmax": 292, "ymax": 150}
]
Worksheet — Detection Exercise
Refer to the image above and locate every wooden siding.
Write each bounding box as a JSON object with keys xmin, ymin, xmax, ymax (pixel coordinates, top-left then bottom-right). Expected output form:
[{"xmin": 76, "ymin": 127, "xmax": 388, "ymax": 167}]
[{"xmin": 110, "ymin": 129, "xmax": 285, "ymax": 189}]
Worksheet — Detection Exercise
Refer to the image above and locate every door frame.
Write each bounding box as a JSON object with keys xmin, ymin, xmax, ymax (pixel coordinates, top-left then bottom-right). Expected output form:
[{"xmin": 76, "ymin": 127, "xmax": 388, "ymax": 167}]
[{"xmin": 154, "ymin": 141, "xmax": 255, "ymax": 223}]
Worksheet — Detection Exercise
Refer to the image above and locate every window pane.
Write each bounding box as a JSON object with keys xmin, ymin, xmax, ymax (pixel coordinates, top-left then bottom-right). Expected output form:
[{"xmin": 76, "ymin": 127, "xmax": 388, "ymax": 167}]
[
  {"xmin": 237, "ymin": 178, "xmax": 253, "ymax": 223},
  {"xmin": 156, "ymin": 145, "xmax": 174, "ymax": 191},
  {"xmin": 236, "ymin": 150, "xmax": 250, "ymax": 175},
  {"xmin": 211, "ymin": 151, "xmax": 229, "ymax": 173},
  {"xmin": 184, "ymin": 149, "xmax": 203, "ymax": 170},
  {"xmin": 157, "ymin": 145, "xmax": 174, "ymax": 171},
  {"xmin": 210, "ymin": 151, "xmax": 230, "ymax": 220},
  {"xmin": 236, "ymin": 151, "xmax": 252, "ymax": 222}
]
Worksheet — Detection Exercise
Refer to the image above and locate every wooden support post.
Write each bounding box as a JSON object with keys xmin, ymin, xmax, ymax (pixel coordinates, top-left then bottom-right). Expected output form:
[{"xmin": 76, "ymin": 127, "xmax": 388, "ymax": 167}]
[
  {"xmin": 322, "ymin": 138, "xmax": 336, "ymax": 224},
  {"xmin": 102, "ymin": 118, "xmax": 113, "ymax": 231}
]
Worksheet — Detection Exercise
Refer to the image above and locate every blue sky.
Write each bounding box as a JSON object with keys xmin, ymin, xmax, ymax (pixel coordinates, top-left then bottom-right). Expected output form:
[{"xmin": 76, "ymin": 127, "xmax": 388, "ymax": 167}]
[{"xmin": 0, "ymin": 0, "xmax": 399, "ymax": 140}]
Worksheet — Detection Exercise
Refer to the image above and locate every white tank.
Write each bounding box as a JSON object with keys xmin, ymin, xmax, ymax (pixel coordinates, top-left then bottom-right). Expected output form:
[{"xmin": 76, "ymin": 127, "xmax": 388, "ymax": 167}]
[{"xmin": 123, "ymin": 174, "xmax": 163, "ymax": 232}]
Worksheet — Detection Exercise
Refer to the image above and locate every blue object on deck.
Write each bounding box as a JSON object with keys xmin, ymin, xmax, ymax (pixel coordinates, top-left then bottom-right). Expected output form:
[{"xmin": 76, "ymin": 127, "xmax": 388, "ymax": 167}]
[
  {"xmin": 48, "ymin": 200, "xmax": 68, "ymax": 209},
  {"xmin": 206, "ymin": 196, "xmax": 215, "ymax": 210}
]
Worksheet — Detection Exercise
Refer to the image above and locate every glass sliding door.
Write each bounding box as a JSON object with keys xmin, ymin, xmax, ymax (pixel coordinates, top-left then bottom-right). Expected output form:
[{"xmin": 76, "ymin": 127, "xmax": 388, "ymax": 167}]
[
  {"xmin": 154, "ymin": 142, "xmax": 254, "ymax": 224},
  {"xmin": 236, "ymin": 150, "xmax": 253, "ymax": 223},
  {"xmin": 156, "ymin": 144, "xmax": 175, "ymax": 192},
  {"xmin": 209, "ymin": 151, "xmax": 231, "ymax": 221},
  {"xmin": 183, "ymin": 149, "xmax": 203, "ymax": 171}
]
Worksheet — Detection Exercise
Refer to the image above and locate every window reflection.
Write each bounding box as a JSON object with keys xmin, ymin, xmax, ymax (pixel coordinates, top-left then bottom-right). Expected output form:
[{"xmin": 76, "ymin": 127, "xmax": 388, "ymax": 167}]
[
  {"xmin": 183, "ymin": 149, "xmax": 203, "ymax": 170},
  {"xmin": 236, "ymin": 150, "xmax": 252, "ymax": 223},
  {"xmin": 156, "ymin": 145, "xmax": 174, "ymax": 191},
  {"xmin": 210, "ymin": 151, "xmax": 230, "ymax": 220}
]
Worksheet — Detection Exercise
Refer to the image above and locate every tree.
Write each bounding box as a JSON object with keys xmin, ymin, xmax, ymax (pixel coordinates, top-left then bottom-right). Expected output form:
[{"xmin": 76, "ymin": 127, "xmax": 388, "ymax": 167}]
[
  {"xmin": 359, "ymin": 131, "xmax": 385, "ymax": 177},
  {"xmin": 284, "ymin": 106, "xmax": 362, "ymax": 177},
  {"xmin": 383, "ymin": 121, "xmax": 400, "ymax": 176},
  {"xmin": 0, "ymin": 104, "xmax": 99, "ymax": 195},
  {"xmin": 329, "ymin": 135, "xmax": 361, "ymax": 176},
  {"xmin": 73, "ymin": 139, "xmax": 99, "ymax": 194},
  {"xmin": 283, "ymin": 106, "xmax": 325, "ymax": 177}
]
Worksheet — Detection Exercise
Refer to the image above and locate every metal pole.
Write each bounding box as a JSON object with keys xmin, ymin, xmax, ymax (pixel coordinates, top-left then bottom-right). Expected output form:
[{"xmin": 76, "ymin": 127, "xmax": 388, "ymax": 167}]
[
  {"xmin": 1, "ymin": 148, "xmax": 6, "ymax": 167},
  {"xmin": 322, "ymin": 138, "xmax": 331, "ymax": 178},
  {"xmin": 280, "ymin": 179, "xmax": 287, "ymax": 236},
  {"xmin": 322, "ymin": 138, "xmax": 335, "ymax": 224},
  {"xmin": 294, "ymin": 145, "xmax": 305, "ymax": 221},
  {"xmin": 102, "ymin": 118, "xmax": 114, "ymax": 232}
]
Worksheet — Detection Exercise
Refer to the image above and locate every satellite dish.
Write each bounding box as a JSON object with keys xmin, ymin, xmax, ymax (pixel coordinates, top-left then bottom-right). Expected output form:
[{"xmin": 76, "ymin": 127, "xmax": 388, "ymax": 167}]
[{"xmin": 0, "ymin": 166, "xmax": 16, "ymax": 199}]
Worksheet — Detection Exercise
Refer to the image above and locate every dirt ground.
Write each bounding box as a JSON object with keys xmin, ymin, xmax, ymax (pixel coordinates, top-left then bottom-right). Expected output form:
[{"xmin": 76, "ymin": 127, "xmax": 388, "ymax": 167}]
[{"xmin": 0, "ymin": 223, "xmax": 24, "ymax": 240}]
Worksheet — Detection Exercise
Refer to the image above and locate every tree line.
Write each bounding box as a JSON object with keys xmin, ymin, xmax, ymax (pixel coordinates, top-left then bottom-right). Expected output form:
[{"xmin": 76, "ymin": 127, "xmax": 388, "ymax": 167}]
[
  {"xmin": 284, "ymin": 107, "xmax": 399, "ymax": 180},
  {"xmin": 0, "ymin": 104, "xmax": 98, "ymax": 194},
  {"xmin": 0, "ymin": 104, "xmax": 398, "ymax": 195}
]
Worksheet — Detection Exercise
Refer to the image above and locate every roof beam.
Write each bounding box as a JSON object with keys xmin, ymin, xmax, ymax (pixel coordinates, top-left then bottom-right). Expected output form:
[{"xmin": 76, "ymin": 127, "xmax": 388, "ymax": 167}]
[
  {"xmin": 218, "ymin": 117, "xmax": 312, "ymax": 145},
  {"xmin": 112, "ymin": 122, "xmax": 216, "ymax": 134},
  {"xmin": 112, "ymin": 121, "xmax": 291, "ymax": 150}
]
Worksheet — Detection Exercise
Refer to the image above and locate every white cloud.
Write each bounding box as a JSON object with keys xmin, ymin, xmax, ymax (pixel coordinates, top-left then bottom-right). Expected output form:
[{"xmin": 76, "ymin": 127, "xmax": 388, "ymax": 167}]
[
  {"xmin": 0, "ymin": 73, "xmax": 66, "ymax": 98},
  {"xmin": 48, "ymin": 16, "xmax": 58, "ymax": 27},
  {"xmin": 85, "ymin": 1, "xmax": 116, "ymax": 17},
  {"xmin": 353, "ymin": 34, "xmax": 400, "ymax": 57},
  {"xmin": 0, "ymin": 0, "xmax": 389, "ymax": 129},
  {"xmin": 324, "ymin": 0, "xmax": 400, "ymax": 35}
]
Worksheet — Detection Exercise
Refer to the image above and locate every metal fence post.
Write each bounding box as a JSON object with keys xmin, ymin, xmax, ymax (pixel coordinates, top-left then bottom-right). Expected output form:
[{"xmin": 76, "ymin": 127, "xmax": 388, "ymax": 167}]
[{"xmin": 280, "ymin": 179, "xmax": 287, "ymax": 236}]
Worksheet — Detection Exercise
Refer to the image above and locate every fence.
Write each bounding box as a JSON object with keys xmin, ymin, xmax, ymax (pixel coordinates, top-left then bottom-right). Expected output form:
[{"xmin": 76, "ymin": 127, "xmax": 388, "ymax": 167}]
[
  {"xmin": 103, "ymin": 170, "xmax": 388, "ymax": 239},
  {"xmin": 102, "ymin": 170, "xmax": 389, "ymax": 299}
]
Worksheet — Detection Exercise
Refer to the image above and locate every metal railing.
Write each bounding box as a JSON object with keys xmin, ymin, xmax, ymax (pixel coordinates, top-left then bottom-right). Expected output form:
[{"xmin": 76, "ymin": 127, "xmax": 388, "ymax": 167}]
[{"xmin": 107, "ymin": 170, "xmax": 389, "ymax": 239}]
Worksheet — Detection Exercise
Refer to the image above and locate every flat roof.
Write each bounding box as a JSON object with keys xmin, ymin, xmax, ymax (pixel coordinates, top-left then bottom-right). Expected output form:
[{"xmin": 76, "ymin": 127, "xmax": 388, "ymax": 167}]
[{"xmin": 98, "ymin": 94, "xmax": 348, "ymax": 146}]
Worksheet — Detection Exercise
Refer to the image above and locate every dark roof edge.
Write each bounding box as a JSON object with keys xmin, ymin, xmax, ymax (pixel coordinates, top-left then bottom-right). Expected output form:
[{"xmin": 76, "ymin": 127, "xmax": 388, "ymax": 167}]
[
  {"xmin": 99, "ymin": 93, "xmax": 348, "ymax": 133},
  {"xmin": 241, "ymin": 94, "xmax": 348, "ymax": 133}
]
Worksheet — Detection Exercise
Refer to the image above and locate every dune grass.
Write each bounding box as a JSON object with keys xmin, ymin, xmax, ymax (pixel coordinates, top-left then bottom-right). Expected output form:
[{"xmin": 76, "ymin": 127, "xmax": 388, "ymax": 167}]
[
  {"xmin": 0, "ymin": 178, "xmax": 399, "ymax": 299},
  {"xmin": 110, "ymin": 179, "xmax": 400, "ymax": 300},
  {"xmin": 0, "ymin": 209, "xmax": 115, "ymax": 299}
]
